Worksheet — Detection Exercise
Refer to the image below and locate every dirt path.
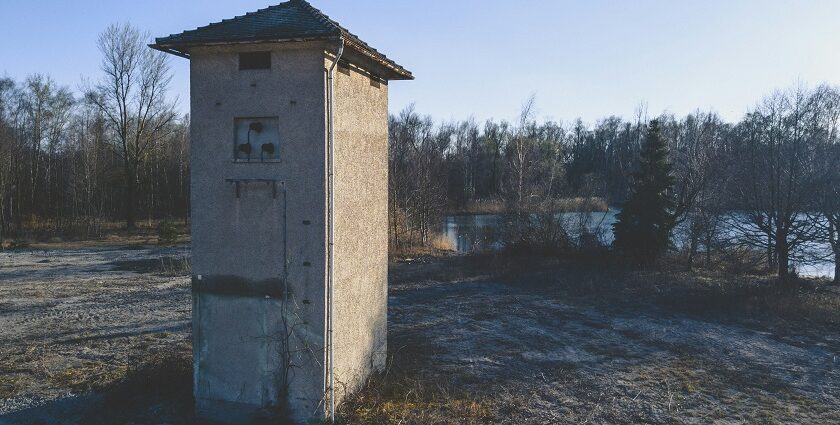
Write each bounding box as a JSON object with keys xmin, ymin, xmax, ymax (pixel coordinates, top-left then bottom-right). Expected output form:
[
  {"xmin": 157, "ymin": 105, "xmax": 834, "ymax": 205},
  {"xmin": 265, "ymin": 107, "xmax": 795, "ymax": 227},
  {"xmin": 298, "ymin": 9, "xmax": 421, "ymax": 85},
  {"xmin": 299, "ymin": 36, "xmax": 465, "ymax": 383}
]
[{"xmin": 1, "ymin": 249, "xmax": 838, "ymax": 424}]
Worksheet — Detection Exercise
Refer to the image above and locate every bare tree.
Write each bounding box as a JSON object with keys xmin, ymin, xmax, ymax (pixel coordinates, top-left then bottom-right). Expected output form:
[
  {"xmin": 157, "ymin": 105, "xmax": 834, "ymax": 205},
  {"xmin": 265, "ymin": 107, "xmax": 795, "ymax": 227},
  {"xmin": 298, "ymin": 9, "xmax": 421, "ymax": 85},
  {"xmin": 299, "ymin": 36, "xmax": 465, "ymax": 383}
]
[
  {"xmin": 16, "ymin": 76, "xmax": 74, "ymax": 222},
  {"xmin": 453, "ymin": 118, "xmax": 480, "ymax": 206},
  {"xmin": 0, "ymin": 78, "xmax": 15, "ymax": 242},
  {"xmin": 501, "ymin": 96, "xmax": 571, "ymax": 251},
  {"xmin": 388, "ymin": 106, "xmax": 449, "ymax": 248},
  {"xmin": 665, "ymin": 112, "xmax": 729, "ymax": 268},
  {"xmin": 816, "ymin": 156, "xmax": 840, "ymax": 283},
  {"xmin": 825, "ymin": 207, "xmax": 840, "ymax": 284},
  {"xmin": 729, "ymin": 87, "xmax": 824, "ymax": 278},
  {"xmin": 67, "ymin": 100, "xmax": 110, "ymax": 235},
  {"xmin": 505, "ymin": 95, "xmax": 537, "ymax": 218},
  {"xmin": 810, "ymin": 86, "xmax": 840, "ymax": 283},
  {"xmin": 482, "ymin": 120, "xmax": 509, "ymax": 197},
  {"xmin": 86, "ymin": 23, "xmax": 177, "ymax": 229}
]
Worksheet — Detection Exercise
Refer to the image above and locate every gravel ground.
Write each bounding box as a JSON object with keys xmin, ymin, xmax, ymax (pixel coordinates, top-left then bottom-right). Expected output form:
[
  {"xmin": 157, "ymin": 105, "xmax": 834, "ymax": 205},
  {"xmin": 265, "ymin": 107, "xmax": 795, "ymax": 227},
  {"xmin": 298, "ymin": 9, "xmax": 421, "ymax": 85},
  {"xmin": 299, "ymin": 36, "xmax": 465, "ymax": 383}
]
[
  {"xmin": 1, "ymin": 248, "xmax": 839, "ymax": 424},
  {"xmin": 0, "ymin": 246, "xmax": 191, "ymax": 422},
  {"xmin": 382, "ymin": 270, "xmax": 840, "ymax": 423},
  {"xmin": 343, "ymin": 257, "xmax": 840, "ymax": 424}
]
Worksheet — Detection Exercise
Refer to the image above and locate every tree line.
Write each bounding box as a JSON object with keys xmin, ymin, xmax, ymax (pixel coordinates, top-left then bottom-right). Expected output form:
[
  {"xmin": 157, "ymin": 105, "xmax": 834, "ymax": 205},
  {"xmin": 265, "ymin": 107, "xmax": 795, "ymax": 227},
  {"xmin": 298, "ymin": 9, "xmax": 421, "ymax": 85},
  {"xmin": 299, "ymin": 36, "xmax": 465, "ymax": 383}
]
[
  {"xmin": 0, "ymin": 24, "xmax": 188, "ymax": 240},
  {"xmin": 390, "ymin": 87, "xmax": 840, "ymax": 282},
  {"xmin": 2, "ymin": 23, "xmax": 838, "ymax": 282}
]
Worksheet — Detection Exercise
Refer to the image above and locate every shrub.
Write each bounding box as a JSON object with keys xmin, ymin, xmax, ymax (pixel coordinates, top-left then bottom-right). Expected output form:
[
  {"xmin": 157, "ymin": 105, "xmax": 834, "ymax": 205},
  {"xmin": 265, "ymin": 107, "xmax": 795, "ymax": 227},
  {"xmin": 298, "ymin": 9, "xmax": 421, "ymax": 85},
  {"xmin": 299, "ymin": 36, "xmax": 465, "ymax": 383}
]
[{"xmin": 157, "ymin": 219, "xmax": 179, "ymax": 245}]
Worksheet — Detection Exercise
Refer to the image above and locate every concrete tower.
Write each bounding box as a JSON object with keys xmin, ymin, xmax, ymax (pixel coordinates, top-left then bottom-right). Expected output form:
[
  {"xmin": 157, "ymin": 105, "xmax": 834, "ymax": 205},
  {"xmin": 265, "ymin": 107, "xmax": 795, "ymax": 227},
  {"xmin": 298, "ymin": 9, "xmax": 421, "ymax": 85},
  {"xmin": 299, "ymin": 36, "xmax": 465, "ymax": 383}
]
[{"xmin": 151, "ymin": 1, "xmax": 412, "ymax": 422}]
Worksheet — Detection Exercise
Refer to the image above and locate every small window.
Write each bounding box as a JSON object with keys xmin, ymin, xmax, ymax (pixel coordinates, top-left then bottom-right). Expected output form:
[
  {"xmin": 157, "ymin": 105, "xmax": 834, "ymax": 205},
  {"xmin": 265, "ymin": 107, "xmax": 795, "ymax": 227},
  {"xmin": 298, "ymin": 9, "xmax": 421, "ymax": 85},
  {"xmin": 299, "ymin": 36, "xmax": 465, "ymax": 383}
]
[{"xmin": 239, "ymin": 52, "xmax": 271, "ymax": 70}]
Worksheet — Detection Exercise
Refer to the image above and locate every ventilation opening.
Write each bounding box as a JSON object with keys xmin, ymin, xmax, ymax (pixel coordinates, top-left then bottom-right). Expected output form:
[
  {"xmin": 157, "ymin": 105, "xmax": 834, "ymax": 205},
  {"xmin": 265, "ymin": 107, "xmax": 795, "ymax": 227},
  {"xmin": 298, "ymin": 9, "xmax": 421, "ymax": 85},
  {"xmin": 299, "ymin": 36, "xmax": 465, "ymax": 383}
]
[{"xmin": 239, "ymin": 52, "xmax": 271, "ymax": 70}]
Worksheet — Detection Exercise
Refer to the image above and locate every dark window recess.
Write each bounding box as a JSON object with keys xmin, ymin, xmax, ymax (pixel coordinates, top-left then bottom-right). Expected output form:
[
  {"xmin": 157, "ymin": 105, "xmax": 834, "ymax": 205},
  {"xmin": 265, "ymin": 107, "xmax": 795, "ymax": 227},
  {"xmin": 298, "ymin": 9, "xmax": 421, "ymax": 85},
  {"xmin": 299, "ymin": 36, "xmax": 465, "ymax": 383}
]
[{"xmin": 239, "ymin": 52, "xmax": 271, "ymax": 70}]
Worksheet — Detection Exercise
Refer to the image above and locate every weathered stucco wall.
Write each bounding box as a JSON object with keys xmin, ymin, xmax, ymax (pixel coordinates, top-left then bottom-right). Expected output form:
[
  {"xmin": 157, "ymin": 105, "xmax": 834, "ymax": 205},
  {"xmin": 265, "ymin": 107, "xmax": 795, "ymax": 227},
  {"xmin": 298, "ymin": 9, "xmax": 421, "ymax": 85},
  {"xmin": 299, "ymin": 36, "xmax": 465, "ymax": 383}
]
[
  {"xmin": 190, "ymin": 41, "xmax": 328, "ymax": 424},
  {"xmin": 190, "ymin": 40, "xmax": 391, "ymax": 423},
  {"xmin": 330, "ymin": 57, "xmax": 390, "ymax": 402}
]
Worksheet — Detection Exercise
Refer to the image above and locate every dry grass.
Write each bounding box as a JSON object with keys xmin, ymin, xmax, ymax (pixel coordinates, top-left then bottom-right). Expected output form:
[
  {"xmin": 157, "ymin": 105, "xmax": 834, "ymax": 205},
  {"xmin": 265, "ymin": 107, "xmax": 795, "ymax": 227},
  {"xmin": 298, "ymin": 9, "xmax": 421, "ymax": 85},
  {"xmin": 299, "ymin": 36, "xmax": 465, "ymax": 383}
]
[
  {"xmin": 484, "ymin": 248, "xmax": 840, "ymax": 326},
  {"xmin": 448, "ymin": 197, "xmax": 609, "ymax": 215},
  {"xmin": 48, "ymin": 362, "xmax": 129, "ymax": 393},
  {"xmin": 2, "ymin": 219, "xmax": 191, "ymax": 250},
  {"xmin": 390, "ymin": 231, "xmax": 457, "ymax": 260},
  {"xmin": 75, "ymin": 349, "xmax": 194, "ymax": 424},
  {"xmin": 343, "ymin": 395, "xmax": 492, "ymax": 424},
  {"xmin": 0, "ymin": 375, "xmax": 23, "ymax": 399},
  {"xmin": 554, "ymin": 197, "xmax": 610, "ymax": 212},
  {"xmin": 338, "ymin": 334, "xmax": 493, "ymax": 425},
  {"xmin": 158, "ymin": 255, "xmax": 193, "ymax": 276},
  {"xmin": 658, "ymin": 274, "xmax": 840, "ymax": 326},
  {"xmin": 449, "ymin": 199, "xmax": 508, "ymax": 215},
  {"xmin": 429, "ymin": 233, "xmax": 455, "ymax": 252}
]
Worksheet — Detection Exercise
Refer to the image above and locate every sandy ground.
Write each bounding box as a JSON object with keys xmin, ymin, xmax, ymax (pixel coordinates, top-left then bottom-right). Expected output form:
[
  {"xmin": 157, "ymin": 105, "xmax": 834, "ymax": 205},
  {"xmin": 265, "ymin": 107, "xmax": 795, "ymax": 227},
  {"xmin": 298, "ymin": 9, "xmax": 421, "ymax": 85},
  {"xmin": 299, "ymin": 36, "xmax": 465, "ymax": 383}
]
[{"xmin": 1, "ymin": 248, "xmax": 839, "ymax": 424}]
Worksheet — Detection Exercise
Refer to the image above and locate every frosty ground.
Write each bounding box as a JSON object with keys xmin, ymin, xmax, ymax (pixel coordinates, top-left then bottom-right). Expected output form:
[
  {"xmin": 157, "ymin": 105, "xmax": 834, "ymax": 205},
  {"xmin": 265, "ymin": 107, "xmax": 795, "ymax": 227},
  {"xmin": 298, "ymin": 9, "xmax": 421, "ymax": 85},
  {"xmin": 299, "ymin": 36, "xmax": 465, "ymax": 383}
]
[{"xmin": 1, "ymin": 246, "xmax": 839, "ymax": 424}]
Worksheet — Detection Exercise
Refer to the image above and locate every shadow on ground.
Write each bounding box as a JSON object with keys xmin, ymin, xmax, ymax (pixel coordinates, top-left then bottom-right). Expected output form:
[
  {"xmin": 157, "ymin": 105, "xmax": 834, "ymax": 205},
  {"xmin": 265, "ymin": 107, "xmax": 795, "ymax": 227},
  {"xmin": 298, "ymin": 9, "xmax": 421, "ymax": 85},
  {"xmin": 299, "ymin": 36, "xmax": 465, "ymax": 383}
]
[{"xmin": 1, "ymin": 353, "xmax": 193, "ymax": 425}]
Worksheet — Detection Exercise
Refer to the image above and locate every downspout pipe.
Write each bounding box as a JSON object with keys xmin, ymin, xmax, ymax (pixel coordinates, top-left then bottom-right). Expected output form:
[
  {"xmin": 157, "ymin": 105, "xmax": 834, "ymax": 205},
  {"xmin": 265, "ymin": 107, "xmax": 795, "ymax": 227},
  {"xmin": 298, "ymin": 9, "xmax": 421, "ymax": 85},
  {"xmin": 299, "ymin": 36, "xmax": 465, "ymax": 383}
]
[{"xmin": 325, "ymin": 37, "xmax": 344, "ymax": 424}]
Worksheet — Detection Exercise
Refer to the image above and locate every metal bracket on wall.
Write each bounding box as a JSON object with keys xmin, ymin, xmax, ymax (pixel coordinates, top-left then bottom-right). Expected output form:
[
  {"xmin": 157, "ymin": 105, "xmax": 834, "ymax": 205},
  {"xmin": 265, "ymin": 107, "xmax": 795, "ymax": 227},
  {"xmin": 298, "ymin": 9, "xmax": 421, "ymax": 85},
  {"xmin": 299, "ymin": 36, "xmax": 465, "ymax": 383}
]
[{"xmin": 225, "ymin": 178, "xmax": 282, "ymax": 199}]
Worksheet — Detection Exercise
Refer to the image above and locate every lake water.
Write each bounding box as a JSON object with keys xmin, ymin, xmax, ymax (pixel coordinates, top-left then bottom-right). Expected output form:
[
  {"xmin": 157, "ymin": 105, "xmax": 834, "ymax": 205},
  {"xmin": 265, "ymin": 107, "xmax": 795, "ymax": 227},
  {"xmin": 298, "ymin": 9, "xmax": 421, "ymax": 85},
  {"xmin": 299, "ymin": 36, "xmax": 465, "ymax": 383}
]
[{"xmin": 442, "ymin": 210, "xmax": 835, "ymax": 279}]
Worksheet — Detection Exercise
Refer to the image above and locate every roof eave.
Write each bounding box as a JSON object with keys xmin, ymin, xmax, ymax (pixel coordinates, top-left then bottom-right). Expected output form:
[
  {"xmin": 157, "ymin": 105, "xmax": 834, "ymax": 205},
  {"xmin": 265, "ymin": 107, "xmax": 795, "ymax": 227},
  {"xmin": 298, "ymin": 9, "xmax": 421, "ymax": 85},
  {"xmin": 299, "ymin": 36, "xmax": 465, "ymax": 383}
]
[
  {"xmin": 150, "ymin": 35, "xmax": 341, "ymax": 59},
  {"xmin": 150, "ymin": 36, "xmax": 413, "ymax": 81},
  {"xmin": 148, "ymin": 44, "xmax": 191, "ymax": 59},
  {"xmin": 343, "ymin": 38, "xmax": 413, "ymax": 81}
]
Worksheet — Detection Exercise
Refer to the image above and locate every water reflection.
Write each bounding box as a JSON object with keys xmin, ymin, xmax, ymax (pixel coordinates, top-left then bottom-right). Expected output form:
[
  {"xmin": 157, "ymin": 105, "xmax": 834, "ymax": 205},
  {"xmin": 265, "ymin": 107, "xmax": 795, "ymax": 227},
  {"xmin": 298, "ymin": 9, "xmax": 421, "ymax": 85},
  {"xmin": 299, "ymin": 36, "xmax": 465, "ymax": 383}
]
[
  {"xmin": 442, "ymin": 210, "xmax": 834, "ymax": 279},
  {"xmin": 443, "ymin": 214, "xmax": 504, "ymax": 253},
  {"xmin": 443, "ymin": 210, "xmax": 620, "ymax": 253}
]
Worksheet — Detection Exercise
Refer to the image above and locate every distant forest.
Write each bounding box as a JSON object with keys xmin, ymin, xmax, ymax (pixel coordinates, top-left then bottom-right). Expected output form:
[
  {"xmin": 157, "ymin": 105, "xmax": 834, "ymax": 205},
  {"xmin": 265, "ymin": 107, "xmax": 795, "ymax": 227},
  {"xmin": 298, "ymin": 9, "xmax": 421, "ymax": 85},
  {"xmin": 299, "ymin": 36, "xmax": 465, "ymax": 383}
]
[
  {"xmin": 0, "ymin": 73, "xmax": 189, "ymax": 236},
  {"xmin": 389, "ymin": 88, "xmax": 840, "ymax": 279},
  {"xmin": 0, "ymin": 24, "xmax": 838, "ymax": 279},
  {"xmin": 0, "ymin": 24, "xmax": 188, "ymax": 237}
]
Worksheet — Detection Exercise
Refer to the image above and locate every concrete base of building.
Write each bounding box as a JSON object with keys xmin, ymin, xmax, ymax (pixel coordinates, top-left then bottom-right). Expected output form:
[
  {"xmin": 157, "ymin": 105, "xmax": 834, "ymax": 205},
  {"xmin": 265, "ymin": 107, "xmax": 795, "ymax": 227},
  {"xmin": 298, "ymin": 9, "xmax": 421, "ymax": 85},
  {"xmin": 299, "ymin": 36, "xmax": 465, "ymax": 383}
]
[{"xmin": 195, "ymin": 398, "xmax": 288, "ymax": 424}]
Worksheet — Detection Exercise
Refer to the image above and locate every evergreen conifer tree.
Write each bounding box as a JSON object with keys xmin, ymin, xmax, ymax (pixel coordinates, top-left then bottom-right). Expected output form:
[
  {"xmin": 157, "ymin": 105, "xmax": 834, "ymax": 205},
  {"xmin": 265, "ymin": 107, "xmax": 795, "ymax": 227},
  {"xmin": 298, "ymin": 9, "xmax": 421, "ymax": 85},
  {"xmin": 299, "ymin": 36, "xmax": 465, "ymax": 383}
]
[{"xmin": 612, "ymin": 119, "xmax": 675, "ymax": 262}]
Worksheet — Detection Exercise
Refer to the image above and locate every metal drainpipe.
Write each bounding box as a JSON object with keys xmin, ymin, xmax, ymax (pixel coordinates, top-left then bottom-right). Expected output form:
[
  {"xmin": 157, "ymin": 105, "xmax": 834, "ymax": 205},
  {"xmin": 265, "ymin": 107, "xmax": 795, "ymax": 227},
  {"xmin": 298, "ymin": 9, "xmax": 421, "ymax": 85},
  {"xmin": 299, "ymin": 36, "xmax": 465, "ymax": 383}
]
[{"xmin": 325, "ymin": 38, "xmax": 344, "ymax": 423}]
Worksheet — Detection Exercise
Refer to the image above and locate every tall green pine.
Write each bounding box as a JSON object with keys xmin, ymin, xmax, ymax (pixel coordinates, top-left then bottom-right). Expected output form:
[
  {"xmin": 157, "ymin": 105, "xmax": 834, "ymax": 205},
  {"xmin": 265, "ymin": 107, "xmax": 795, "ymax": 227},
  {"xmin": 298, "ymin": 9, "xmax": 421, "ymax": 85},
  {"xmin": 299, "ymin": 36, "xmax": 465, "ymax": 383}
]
[{"xmin": 613, "ymin": 119, "xmax": 675, "ymax": 262}]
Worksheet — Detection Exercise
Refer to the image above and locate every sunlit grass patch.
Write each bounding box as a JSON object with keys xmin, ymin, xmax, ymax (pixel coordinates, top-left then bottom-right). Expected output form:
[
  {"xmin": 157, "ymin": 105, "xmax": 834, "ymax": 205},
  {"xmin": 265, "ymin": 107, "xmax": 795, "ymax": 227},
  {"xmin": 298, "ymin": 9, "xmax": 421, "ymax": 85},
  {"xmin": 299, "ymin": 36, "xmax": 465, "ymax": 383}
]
[
  {"xmin": 429, "ymin": 233, "xmax": 455, "ymax": 252},
  {"xmin": 49, "ymin": 362, "xmax": 128, "ymax": 393},
  {"xmin": 345, "ymin": 397, "xmax": 493, "ymax": 424},
  {"xmin": 0, "ymin": 374, "xmax": 24, "ymax": 399},
  {"xmin": 338, "ymin": 331, "xmax": 495, "ymax": 424}
]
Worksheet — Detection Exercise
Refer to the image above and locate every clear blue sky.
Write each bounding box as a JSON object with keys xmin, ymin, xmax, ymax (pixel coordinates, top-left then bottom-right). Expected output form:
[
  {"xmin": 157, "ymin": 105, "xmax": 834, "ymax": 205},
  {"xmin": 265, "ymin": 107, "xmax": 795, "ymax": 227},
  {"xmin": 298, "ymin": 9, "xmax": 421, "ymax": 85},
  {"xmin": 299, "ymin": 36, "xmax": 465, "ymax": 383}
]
[{"xmin": 2, "ymin": 0, "xmax": 839, "ymax": 124}]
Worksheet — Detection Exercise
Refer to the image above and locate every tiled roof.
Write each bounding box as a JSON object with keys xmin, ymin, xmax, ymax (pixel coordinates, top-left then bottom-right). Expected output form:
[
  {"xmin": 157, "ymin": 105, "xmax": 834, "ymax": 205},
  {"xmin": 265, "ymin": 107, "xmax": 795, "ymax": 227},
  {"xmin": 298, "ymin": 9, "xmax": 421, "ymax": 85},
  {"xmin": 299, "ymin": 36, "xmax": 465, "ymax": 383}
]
[{"xmin": 151, "ymin": 0, "xmax": 412, "ymax": 80}]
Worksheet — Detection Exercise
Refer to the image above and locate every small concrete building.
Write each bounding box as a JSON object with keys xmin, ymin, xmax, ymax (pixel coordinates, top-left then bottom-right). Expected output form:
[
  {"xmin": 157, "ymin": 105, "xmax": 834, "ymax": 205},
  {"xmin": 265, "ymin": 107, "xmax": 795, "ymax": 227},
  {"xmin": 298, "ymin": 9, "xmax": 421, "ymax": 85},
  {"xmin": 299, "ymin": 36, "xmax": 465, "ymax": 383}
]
[{"xmin": 151, "ymin": 1, "xmax": 412, "ymax": 423}]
